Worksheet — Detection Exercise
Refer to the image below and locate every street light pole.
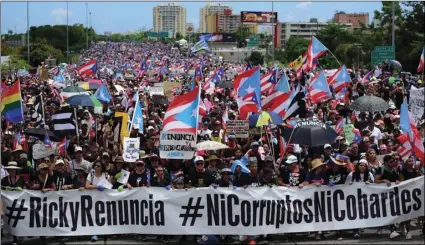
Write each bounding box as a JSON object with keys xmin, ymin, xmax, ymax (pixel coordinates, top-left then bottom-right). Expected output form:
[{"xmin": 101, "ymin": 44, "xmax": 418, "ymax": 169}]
[
  {"xmin": 27, "ymin": 1, "xmax": 30, "ymax": 65},
  {"xmin": 391, "ymin": 1, "xmax": 395, "ymax": 52},
  {"xmin": 271, "ymin": 1, "xmax": 275, "ymax": 65},
  {"xmin": 85, "ymin": 2, "xmax": 88, "ymax": 50},
  {"xmin": 89, "ymin": 11, "xmax": 92, "ymax": 44},
  {"xmin": 66, "ymin": 1, "xmax": 69, "ymax": 62}
]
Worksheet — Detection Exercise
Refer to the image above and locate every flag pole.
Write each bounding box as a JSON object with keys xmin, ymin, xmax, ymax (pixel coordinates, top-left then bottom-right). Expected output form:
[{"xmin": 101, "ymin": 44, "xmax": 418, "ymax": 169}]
[{"xmin": 74, "ymin": 107, "xmax": 79, "ymax": 144}]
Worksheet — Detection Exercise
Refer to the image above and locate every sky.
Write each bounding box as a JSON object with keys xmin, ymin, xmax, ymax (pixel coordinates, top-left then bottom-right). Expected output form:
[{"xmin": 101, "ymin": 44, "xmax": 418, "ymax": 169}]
[{"xmin": 1, "ymin": 1, "xmax": 383, "ymax": 34}]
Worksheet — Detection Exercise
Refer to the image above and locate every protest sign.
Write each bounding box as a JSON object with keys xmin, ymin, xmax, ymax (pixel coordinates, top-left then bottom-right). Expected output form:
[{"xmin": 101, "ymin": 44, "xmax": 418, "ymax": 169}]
[
  {"xmin": 149, "ymin": 85, "xmax": 164, "ymax": 96},
  {"xmin": 343, "ymin": 124, "xmax": 355, "ymax": 144},
  {"xmin": 409, "ymin": 86, "xmax": 424, "ymax": 124},
  {"xmin": 32, "ymin": 144, "xmax": 55, "ymax": 160},
  {"xmin": 226, "ymin": 120, "xmax": 249, "ymax": 138},
  {"xmin": 159, "ymin": 131, "xmax": 196, "ymax": 159},
  {"xmin": 2, "ymin": 176, "xmax": 423, "ymax": 236},
  {"xmin": 123, "ymin": 137, "xmax": 140, "ymax": 162},
  {"xmin": 163, "ymin": 82, "xmax": 180, "ymax": 100}
]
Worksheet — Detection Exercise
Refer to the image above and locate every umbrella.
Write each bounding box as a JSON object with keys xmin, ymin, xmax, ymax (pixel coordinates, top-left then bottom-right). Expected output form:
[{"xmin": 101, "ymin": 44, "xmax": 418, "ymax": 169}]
[
  {"xmin": 61, "ymin": 86, "xmax": 90, "ymax": 99},
  {"xmin": 77, "ymin": 82, "xmax": 100, "ymax": 90},
  {"xmin": 216, "ymin": 80, "xmax": 233, "ymax": 89},
  {"xmin": 350, "ymin": 95, "xmax": 389, "ymax": 112},
  {"xmin": 195, "ymin": 141, "xmax": 229, "ymax": 151},
  {"xmin": 249, "ymin": 111, "xmax": 283, "ymax": 127},
  {"xmin": 283, "ymin": 118, "xmax": 338, "ymax": 146},
  {"xmin": 152, "ymin": 98, "xmax": 170, "ymax": 105},
  {"xmin": 389, "ymin": 60, "xmax": 402, "ymax": 68},
  {"xmin": 25, "ymin": 128, "xmax": 58, "ymax": 140},
  {"xmin": 65, "ymin": 95, "xmax": 103, "ymax": 113}
]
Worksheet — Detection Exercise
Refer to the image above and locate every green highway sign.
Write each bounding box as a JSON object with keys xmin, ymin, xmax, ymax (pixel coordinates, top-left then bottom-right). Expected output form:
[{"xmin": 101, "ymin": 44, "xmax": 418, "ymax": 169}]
[
  {"xmin": 247, "ymin": 35, "xmax": 258, "ymax": 48},
  {"xmin": 371, "ymin": 46, "xmax": 395, "ymax": 65},
  {"xmin": 373, "ymin": 46, "xmax": 394, "ymax": 51}
]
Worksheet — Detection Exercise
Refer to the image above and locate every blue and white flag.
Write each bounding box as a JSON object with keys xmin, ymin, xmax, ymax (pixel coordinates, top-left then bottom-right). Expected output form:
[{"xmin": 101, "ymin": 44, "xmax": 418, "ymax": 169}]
[
  {"xmin": 130, "ymin": 97, "xmax": 144, "ymax": 131},
  {"xmin": 94, "ymin": 84, "xmax": 112, "ymax": 103},
  {"xmin": 191, "ymin": 40, "xmax": 209, "ymax": 53},
  {"xmin": 199, "ymin": 33, "xmax": 212, "ymax": 41},
  {"xmin": 54, "ymin": 73, "xmax": 65, "ymax": 82}
]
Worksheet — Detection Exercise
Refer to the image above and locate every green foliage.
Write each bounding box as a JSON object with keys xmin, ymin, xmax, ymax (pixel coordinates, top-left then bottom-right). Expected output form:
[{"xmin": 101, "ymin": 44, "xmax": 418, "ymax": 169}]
[
  {"xmin": 283, "ymin": 36, "xmax": 309, "ymax": 62},
  {"xmin": 1, "ymin": 55, "xmax": 31, "ymax": 71},
  {"xmin": 29, "ymin": 38, "xmax": 64, "ymax": 66},
  {"xmin": 246, "ymin": 51, "xmax": 264, "ymax": 66}
]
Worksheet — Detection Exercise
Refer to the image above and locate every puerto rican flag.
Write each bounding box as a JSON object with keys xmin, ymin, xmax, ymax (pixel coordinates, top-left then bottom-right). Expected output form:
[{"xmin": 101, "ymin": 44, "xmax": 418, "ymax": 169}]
[
  {"xmin": 263, "ymin": 71, "xmax": 290, "ymax": 109},
  {"xmin": 233, "ymin": 66, "xmax": 261, "ymax": 120},
  {"xmin": 57, "ymin": 137, "xmax": 68, "ymax": 156},
  {"xmin": 417, "ymin": 46, "xmax": 424, "ymax": 73},
  {"xmin": 203, "ymin": 72, "xmax": 220, "ymax": 95},
  {"xmin": 397, "ymin": 133, "xmax": 413, "ymax": 159},
  {"xmin": 400, "ymin": 99, "xmax": 424, "ymax": 165},
  {"xmin": 327, "ymin": 65, "xmax": 352, "ymax": 92},
  {"xmin": 335, "ymin": 118, "xmax": 345, "ymax": 135},
  {"xmin": 361, "ymin": 70, "xmax": 374, "ymax": 85},
  {"xmin": 222, "ymin": 106, "xmax": 229, "ymax": 129},
  {"xmin": 198, "ymin": 99, "xmax": 208, "ymax": 130},
  {"xmin": 162, "ymin": 87, "xmax": 200, "ymax": 134},
  {"xmin": 308, "ymin": 71, "xmax": 332, "ymax": 104},
  {"xmin": 44, "ymin": 134, "xmax": 52, "ymax": 149},
  {"xmin": 77, "ymin": 59, "xmax": 97, "ymax": 79},
  {"xmin": 260, "ymin": 69, "xmax": 278, "ymax": 95},
  {"xmin": 279, "ymin": 136, "xmax": 287, "ymax": 161},
  {"xmin": 352, "ymin": 128, "xmax": 362, "ymax": 144},
  {"xmin": 305, "ymin": 37, "xmax": 328, "ymax": 71}
]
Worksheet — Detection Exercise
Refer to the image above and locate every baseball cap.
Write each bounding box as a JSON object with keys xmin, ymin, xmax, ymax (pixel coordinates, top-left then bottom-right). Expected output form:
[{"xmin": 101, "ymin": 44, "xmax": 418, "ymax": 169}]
[
  {"xmin": 102, "ymin": 152, "xmax": 110, "ymax": 158},
  {"xmin": 285, "ymin": 155, "xmax": 298, "ymax": 165},
  {"xmin": 38, "ymin": 163, "xmax": 49, "ymax": 169},
  {"xmin": 75, "ymin": 146, "xmax": 83, "ymax": 152},
  {"xmin": 250, "ymin": 142, "xmax": 259, "ymax": 147},
  {"xmin": 359, "ymin": 159, "xmax": 368, "ymax": 165},
  {"xmin": 55, "ymin": 159, "xmax": 65, "ymax": 165},
  {"xmin": 363, "ymin": 137, "xmax": 370, "ymax": 142},
  {"xmin": 194, "ymin": 156, "xmax": 204, "ymax": 162},
  {"xmin": 228, "ymin": 134, "xmax": 236, "ymax": 140},
  {"xmin": 324, "ymin": 144, "xmax": 332, "ymax": 149},
  {"xmin": 265, "ymin": 155, "xmax": 273, "ymax": 162},
  {"xmin": 20, "ymin": 153, "xmax": 28, "ymax": 159},
  {"xmin": 147, "ymin": 126, "xmax": 154, "ymax": 130}
]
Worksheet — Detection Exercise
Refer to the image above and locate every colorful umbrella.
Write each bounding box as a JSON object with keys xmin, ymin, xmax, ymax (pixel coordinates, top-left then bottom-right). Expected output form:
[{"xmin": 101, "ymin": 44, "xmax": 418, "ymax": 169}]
[
  {"xmin": 77, "ymin": 82, "xmax": 100, "ymax": 90},
  {"xmin": 60, "ymin": 86, "xmax": 90, "ymax": 99},
  {"xmin": 65, "ymin": 95, "xmax": 102, "ymax": 114},
  {"xmin": 249, "ymin": 111, "xmax": 283, "ymax": 127}
]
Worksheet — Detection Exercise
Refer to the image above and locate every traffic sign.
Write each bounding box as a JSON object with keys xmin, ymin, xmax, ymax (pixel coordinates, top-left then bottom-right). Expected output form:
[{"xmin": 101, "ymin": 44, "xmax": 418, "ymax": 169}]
[
  {"xmin": 247, "ymin": 35, "xmax": 258, "ymax": 48},
  {"xmin": 371, "ymin": 46, "xmax": 395, "ymax": 65},
  {"xmin": 373, "ymin": 46, "xmax": 394, "ymax": 51}
]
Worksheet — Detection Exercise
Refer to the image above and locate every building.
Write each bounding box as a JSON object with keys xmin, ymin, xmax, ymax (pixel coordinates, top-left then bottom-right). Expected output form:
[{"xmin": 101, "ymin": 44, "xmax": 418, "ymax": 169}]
[
  {"xmin": 153, "ymin": 3, "xmax": 187, "ymax": 37},
  {"xmin": 333, "ymin": 11, "xmax": 369, "ymax": 30},
  {"xmin": 277, "ymin": 19, "xmax": 351, "ymax": 48},
  {"xmin": 200, "ymin": 3, "xmax": 232, "ymax": 33},
  {"xmin": 205, "ymin": 14, "xmax": 258, "ymax": 34},
  {"xmin": 210, "ymin": 46, "xmax": 267, "ymax": 63}
]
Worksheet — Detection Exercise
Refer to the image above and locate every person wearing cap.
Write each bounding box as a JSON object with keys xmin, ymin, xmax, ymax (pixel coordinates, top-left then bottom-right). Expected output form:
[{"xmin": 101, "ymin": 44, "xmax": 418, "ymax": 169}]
[
  {"xmin": 344, "ymin": 143, "xmax": 361, "ymax": 165},
  {"xmin": 110, "ymin": 156, "xmax": 128, "ymax": 189},
  {"xmin": 199, "ymin": 121, "xmax": 212, "ymax": 140},
  {"xmin": 17, "ymin": 153, "xmax": 33, "ymax": 188},
  {"xmin": 374, "ymin": 155, "xmax": 402, "ymax": 239},
  {"xmin": 244, "ymin": 141, "xmax": 263, "ymax": 167},
  {"xmin": 52, "ymin": 159, "xmax": 73, "ymax": 191},
  {"xmin": 72, "ymin": 165, "xmax": 89, "ymax": 191},
  {"xmin": 218, "ymin": 168, "xmax": 233, "ymax": 187},
  {"xmin": 30, "ymin": 162, "xmax": 56, "ymax": 192},
  {"xmin": 278, "ymin": 155, "xmax": 305, "ymax": 187},
  {"xmin": 69, "ymin": 146, "xmax": 91, "ymax": 179},
  {"xmin": 186, "ymin": 156, "xmax": 214, "ymax": 188},
  {"xmin": 322, "ymin": 144, "xmax": 333, "ymax": 162},
  {"xmin": 220, "ymin": 134, "xmax": 241, "ymax": 164}
]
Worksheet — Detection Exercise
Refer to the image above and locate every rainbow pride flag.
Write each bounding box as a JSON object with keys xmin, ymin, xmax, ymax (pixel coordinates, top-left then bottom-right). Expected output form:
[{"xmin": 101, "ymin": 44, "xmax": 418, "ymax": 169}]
[{"xmin": 1, "ymin": 82, "xmax": 24, "ymax": 122}]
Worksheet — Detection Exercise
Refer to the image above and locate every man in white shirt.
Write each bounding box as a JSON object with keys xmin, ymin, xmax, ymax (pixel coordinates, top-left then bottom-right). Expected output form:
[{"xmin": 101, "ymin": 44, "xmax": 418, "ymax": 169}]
[
  {"xmin": 199, "ymin": 122, "xmax": 212, "ymax": 139},
  {"xmin": 367, "ymin": 121, "xmax": 382, "ymax": 146}
]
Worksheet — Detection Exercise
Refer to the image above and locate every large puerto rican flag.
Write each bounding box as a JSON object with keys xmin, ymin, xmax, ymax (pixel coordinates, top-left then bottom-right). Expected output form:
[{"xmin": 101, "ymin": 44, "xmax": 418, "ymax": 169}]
[
  {"xmin": 327, "ymin": 65, "xmax": 352, "ymax": 92},
  {"xmin": 305, "ymin": 37, "xmax": 328, "ymax": 71},
  {"xmin": 233, "ymin": 66, "xmax": 261, "ymax": 120},
  {"xmin": 77, "ymin": 59, "xmax": 97, "ymax": 79},
  {"xmin": 308, "ymin": 71, "xmax": 332, "ymax": 104},
  {"xmin": 162, "ymin": 87, "xmax": 200, "ymax": 134}
]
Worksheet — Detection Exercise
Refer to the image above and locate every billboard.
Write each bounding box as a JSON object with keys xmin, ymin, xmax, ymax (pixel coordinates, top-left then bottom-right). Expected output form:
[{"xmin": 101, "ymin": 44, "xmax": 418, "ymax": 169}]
[
  {"xmin": 240, "ymin": 11, "xmax": 278, "ymax": 24},
  {"xmin": 198, "ymin": 33, "xmax": 236, "ymax": 43}
]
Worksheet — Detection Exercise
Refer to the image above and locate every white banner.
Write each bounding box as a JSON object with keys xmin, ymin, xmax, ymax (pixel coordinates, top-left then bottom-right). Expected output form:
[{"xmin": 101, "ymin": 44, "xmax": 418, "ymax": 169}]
[
  {"xmin": 32, "ymin": 144, "xmax": 55, "ymax": 160},
  {"xmin": 149, "ymin": 85, "xmax": 164, "ymax": 96},
  {"xmin": 409, "ymin": 86, "xmax": 424, "ymax": 124},
  {"xmin": 123, "ymin": 137, "xmax": 140, "ymax": 162},
  {"xmin": 2, "ymin": 177, "xmax": 424, "ymax": 237},
  {"xmin": 159, "ymin": 131, "xmax": 196, "ymax": 159}
]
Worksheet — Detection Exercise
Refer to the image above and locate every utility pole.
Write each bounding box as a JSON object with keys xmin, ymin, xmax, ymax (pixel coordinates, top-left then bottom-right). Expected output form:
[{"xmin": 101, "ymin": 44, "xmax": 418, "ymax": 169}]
[
  {"xmin": 271, "ymin": 1, "xmax": 275, "ymax": 65},
  {"xmin": 27, "ymin": 1, "xmax": 30, "ymax": 64},
  {"xmin": 391, "ymin": 1, "xmax": 395, "ymax": 52},
  {"xmin": 66, "ymin": 1, "xmax": 69, "ymax": 62},
  {"xmin": 89, "ymin": 11, "xmax": 92, "ymax": 44},
  {"xmin": 86, "ymin": 2, "xmax": 88, "ymax": 50}
]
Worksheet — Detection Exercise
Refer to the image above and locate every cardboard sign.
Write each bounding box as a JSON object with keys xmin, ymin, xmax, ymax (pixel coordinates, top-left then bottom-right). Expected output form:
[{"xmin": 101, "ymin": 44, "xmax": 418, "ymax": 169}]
[
  {"xmin": 159, "ymin": 131, "xmax": 196, "ymax": 159},
  {"xmin": 409, "ymin": 86, "xmax": 424, "ymax": 124},
  {"xmin": 343, "ymin": 124, "xmax": 355, "ymax": 144},
  {"xmin": 226, "ymin": 120, "xmax": 249, "ymax": 138},
  {"xmin": 163, "ymin": 82, "xmax": 180, "ymax": 100},
  {"xmin": 32, "ymin": 144, "xmax": 55, "ymax": 160},
  {"xmin": 149, "ymin": 85, "xmax": 164, "ymax": 96},
  {"xmin": 123, "ymin": 137, "xmax": 140, "ymax": 162}
]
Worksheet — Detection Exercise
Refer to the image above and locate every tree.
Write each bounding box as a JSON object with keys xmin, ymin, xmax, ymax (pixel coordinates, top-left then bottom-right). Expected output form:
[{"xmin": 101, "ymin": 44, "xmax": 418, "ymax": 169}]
[
  {"xmin": 283, "ymin": 36, "xmax": 309, "ymax": 62},
  {"xmin": 29, "ymin": 38, "xmax": 64, "ymax": 66},
  {"xmin": 175, "ymin": 32, "xmax": 183, "ymax": 40},
  {"xmin": 1, "ymin": 55, "xmax": 31, "ymax": 71},
  {"xmin": 246, "ymin": 51, "xmax": 264, "ymax": 66}
]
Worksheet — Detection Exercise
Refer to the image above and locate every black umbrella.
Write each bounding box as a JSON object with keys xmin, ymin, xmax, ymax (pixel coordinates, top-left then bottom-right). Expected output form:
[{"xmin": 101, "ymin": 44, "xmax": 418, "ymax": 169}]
[
  {"xmin": 216, "ymin": 81, "xmax": 233, "ymax": 89},
  {"xmin": 24, "ymin": 127, "xmax": 59, "ymax": 140},
  {"xmin": 350, "ymin": 95, "xmax": 389, "ymax": 113},
  {"xmin": 152, "ymin": 98, "xmax": 170, "ymax": 105},
  {"xmin": 283, "ymin": 119, "xmax": 338, "ymax": 146}
]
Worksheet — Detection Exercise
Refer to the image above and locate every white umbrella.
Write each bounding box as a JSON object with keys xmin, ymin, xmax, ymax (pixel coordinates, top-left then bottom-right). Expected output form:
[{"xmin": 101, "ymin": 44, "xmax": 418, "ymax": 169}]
[{"xmin": 195, "ymin": 141, "xmax": 229, "ymax": 151}]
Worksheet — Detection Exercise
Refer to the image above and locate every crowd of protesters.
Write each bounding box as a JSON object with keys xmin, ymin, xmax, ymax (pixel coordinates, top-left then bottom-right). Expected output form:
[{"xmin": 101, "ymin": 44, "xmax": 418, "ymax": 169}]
[{"xmin": 1, "ymin": 41, "xmax": 425, "ymax": 245}]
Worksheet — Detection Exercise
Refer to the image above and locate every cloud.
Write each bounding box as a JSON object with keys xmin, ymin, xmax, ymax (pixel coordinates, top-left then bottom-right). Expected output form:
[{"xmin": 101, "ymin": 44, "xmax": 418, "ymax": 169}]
[
  {"xmin": 51, "ymin": 8, "xmax": 71, "ymax": 24},
  {"xmin": 296, "ymin": 2, "xmax": 312, "ymax": 9}
]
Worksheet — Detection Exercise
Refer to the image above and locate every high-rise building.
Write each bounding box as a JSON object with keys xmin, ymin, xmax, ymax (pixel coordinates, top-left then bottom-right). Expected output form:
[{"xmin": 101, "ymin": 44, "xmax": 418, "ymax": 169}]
[
  {"xmin": 333, "ymin": 11, "xmax": 369, "ymax": 30},
  {"xmin": 153, "ymin": 3, "xmax": 187, "ymax": 37},
  {"xmin": 277, "ymin": 19, "xmax": 351, "ymax": 48},
  {"xmin": 205, "ymin": 13, "xmax": 258, "ymax": 34},
  {"xmin": 200, "ymin": 3, "xmax": 233, "ymax": 33}
]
